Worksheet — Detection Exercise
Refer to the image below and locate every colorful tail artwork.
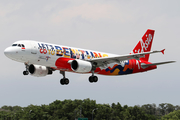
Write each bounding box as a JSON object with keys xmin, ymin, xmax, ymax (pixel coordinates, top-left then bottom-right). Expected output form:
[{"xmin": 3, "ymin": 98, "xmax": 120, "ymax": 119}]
[{"xmin": 132, "ymin": 29, "xmax": 155, "ymax": 61}]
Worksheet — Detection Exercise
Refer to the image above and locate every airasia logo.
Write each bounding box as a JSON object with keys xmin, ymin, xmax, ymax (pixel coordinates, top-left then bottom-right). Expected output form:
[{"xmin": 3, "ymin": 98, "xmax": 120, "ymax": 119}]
[{"xmin": 141, "ymin": 34, "xmax": 152, "ymax": 52}]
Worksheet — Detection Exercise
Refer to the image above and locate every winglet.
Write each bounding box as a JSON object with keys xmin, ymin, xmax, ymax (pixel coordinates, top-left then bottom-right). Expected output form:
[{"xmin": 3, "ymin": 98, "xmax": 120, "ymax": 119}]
[{"xmin": 161, "ymin": 49, "xmax": 165, "ymax": 54}]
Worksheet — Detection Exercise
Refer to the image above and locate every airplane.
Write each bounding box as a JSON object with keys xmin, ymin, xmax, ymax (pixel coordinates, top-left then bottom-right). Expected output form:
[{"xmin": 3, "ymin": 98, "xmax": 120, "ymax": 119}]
[{"xmin": 4, "ymin": 29, "xmax": 175, "ymax": 85}]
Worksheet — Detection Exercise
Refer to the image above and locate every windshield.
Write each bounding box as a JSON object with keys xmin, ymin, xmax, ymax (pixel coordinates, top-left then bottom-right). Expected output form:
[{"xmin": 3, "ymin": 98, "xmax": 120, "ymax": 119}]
[
  {"xmin": 12, "ymin": 44, "xmax": 17, "ymax": 46},
  {"xmin": 12, "ymin": 44, "xmax": 25, "ymax": 48}
]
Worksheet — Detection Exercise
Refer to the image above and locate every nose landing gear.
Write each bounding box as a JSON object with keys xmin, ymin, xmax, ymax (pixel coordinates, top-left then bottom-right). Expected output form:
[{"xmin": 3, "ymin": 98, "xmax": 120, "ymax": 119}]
[
  {"xmin": 23, "ymin": 63, "xmax": 29, "ymax": 75},
  {"xmin": 23, "ymin": 71, "xmax": 29, "ymax": 75}
]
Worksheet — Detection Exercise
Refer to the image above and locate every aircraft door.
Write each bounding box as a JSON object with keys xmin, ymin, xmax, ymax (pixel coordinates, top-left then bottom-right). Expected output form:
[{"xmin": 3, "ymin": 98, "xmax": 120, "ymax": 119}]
[{"xmin": 31, "ymin": 41, "xmax": 37, "ymax": 54}]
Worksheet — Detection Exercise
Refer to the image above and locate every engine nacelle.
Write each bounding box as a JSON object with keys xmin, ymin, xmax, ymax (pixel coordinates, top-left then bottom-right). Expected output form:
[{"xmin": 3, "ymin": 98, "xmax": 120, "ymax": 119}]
[
  {"xmin": 71, "ymin": 59, "xmax": 92, "ymax": 73},
  {"xmin": 28, "ymin": 64, "xmax": 52, "ymax": 77}
]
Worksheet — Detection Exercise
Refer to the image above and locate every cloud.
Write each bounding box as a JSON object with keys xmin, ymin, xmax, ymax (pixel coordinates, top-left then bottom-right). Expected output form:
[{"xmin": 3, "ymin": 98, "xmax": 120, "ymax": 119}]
[
  {"xmin": 50, "ymin": 3, "xmax": 134, "ymax": 24},
  {"xmin": 51, "ymin": 3, "xmax": 111, "ymax": 23},
  {"xmin": 0, "ymin": 3, "xmax": 22, "ymax": 17}
]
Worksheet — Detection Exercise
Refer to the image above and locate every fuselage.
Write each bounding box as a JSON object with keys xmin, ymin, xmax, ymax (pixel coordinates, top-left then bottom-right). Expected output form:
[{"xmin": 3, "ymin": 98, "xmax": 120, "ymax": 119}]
[{"xmin": 4, "ymin": 40, "xmax": 157, "ymax": 76}]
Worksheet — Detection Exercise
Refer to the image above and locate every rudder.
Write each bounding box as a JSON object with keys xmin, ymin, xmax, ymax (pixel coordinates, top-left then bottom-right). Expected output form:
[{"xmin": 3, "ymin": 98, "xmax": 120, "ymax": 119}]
[{"xmin": 131, "ymin": 29, "xmax": 155, "ymax": 61}]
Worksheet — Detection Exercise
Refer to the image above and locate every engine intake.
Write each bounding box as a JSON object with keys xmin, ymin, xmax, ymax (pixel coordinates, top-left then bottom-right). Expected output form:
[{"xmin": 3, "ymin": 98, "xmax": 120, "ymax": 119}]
[
  {"xmin": 71, "ymin": 59, "xmax": 92, "ymax": 73},
  {"xmin": 29, "ymin": 64, "xmax": 52, "ymax": 77}
]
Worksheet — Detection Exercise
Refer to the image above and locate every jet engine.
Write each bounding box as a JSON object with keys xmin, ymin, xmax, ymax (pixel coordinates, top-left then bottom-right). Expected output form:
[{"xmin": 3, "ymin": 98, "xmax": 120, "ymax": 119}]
[
  {"xmin": 71, "ymin": 59, "xmax": 92, "ymax": 73},
  {"xmin": 29, "ymin": 64, "xmax": 52, "ymax": 77}
]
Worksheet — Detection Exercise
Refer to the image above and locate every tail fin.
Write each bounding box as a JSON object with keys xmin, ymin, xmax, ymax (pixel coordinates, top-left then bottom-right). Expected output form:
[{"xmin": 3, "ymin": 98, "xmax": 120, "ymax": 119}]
[{"xmin": 131, "ymin": 29, "xmax": 155, "ymax": 61}]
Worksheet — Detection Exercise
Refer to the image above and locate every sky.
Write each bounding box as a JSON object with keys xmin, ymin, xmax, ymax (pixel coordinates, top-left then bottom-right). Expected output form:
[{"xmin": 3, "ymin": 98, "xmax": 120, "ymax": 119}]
[{"xmin": 0, "ymin": 0, "xmax": 179, "ymax": 108}]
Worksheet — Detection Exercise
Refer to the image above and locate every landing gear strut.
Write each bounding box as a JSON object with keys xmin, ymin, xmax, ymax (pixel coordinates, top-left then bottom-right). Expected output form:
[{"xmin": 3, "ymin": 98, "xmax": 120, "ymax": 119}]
[
  {"xmin": 23, "ymin": 63, "xmax": 29, "ymax": 75},
  {"xmin": 60, "ymin": 71, "xmax": 69, "ymax": 85}
]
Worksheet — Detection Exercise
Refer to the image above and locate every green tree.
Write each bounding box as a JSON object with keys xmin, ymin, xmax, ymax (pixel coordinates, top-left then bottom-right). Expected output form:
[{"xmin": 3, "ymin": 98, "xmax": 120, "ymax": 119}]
[
  {"xmin": 161, "ymin": 110, "xmax": 180, "ymax": 120},
  {"xmin": 141, "ymin": 104, "xmax": 156, "ymax": 115}
]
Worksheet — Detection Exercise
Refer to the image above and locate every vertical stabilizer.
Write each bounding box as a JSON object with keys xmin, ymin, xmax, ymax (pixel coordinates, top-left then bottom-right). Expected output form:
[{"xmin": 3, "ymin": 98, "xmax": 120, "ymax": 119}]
[{"xmin": 131, "ymin": 29, "xmax": 155, "ymax": 61}]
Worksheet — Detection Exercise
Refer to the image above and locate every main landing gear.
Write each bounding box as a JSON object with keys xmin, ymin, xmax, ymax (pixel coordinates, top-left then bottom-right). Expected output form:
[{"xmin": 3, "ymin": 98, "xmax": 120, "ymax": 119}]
[
  {"xmin": 23, "ymin": 63, "xmax": 29, "ymax": 75},
  {"xmin": 89, "ymin": 71, "xmax": 98, "ymax": 83},
  {"xmin": 88, "ymin": 62, "xmax": 98, "ymax": 83},
  {"xmin": 59, "ymin": 70, "xmax": 98, "ymax": 85},
  {"xmin": 60, "ymin": 71, "xmax": 69, "ymax": 85}
]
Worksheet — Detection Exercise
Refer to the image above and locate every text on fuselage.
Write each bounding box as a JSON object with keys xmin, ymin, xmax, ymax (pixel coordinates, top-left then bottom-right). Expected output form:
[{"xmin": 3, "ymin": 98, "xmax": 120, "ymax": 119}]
[{"xmin": 38, "ymin": 43, "xmax": 108, "ymax": 59}]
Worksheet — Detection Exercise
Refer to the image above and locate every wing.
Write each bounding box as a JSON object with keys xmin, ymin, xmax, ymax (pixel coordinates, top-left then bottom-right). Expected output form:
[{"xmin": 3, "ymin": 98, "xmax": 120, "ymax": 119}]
[{"xmin": 88, "ymin": 49, "xmax": 165, "ymax": 67}]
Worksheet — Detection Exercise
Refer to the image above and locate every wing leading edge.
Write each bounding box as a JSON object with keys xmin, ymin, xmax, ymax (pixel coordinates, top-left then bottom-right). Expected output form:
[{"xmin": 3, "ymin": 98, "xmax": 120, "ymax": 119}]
[{"xmin": 89, "ymin": 49, "xmax": 165, "ymax": 67}]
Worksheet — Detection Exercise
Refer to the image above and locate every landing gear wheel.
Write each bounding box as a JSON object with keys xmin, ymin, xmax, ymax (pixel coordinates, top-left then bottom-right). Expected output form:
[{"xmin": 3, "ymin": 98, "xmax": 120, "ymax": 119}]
[
  {"xmin": 89, "ymin": 76, "xmax": 98, "ymax": 83},
  {"xmin": 64, "ymin": 78, "xmax": 69, "ymax": 85},
  {"xmin": 60, "ymin": 79, "xmax": 65, "ymax": 85},
  {"xmin": 60, "ymin": 78, "xmax": 69, "ymax": 85},
  {"xmin": 93, "ymin": 76, "xmax": 98, "ymax": 82},
  {"xmin": 89, "ymin": 76, "xmax": 94, "ymax": 83},
  {"xmin": 23, "ymin": 71, "xmax": 29, "ymax": 75}
]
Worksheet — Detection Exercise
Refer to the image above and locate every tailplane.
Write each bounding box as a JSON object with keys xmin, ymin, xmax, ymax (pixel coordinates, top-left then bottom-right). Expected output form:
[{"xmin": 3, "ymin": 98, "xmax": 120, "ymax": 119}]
[
  {"xmin": 131, "ymin": 29, "xmax": 155, "ymax": 61},
  {"xmin": 141, "ymin": 61, "xmax": 176, "ymax": 69}
]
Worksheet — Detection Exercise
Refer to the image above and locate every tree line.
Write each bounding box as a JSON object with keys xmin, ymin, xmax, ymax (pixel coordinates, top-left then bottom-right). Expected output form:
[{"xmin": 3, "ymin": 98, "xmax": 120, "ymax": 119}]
[{"xmin": 0, "ymin": 98, "xmax": 180, "ymax": 120}]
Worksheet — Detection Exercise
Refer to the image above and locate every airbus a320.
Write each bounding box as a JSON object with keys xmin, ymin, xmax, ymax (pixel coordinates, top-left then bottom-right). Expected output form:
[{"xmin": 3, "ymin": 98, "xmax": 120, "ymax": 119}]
[{"xmin": 4, "ymin": 29, "xmax": 175, "ymax": 85}]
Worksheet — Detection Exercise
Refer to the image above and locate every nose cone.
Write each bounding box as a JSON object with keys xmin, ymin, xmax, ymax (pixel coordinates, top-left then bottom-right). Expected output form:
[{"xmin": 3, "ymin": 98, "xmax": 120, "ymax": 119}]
[{"xmin": 4, "ymin": 47, "xmax": 13, "ymax": 58}]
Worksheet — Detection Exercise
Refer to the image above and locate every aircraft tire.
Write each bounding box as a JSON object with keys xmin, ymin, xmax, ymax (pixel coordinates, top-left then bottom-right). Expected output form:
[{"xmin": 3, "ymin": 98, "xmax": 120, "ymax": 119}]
[
  {"xmin": 93, "ymin": 76, "xmax": 98, "ymax": 82},
  {"xmin": 89, "ymin": 76, "xmax": 94, "ymax": 83},
  {"xmin": 60, "ymin": 79, "xmax": 65, "ymax": 85},
  {"xmin": 64, "ymin": 78, "xmax": 69, "ymax": 85},
  {"xmin": 23, "ymin": 71, "xmax": 29, "ymax": 75},
  {"xmin": 60, "ymin": 78, "xmax": 69, "ymax": 85}
]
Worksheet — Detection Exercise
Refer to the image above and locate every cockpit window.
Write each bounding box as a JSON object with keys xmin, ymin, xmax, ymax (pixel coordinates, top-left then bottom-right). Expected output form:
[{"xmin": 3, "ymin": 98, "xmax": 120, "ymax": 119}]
[
  {"xmin": 12, "ymin": 44, "xmax": 17, "ymax": 46},
  {"xmin": 12, "ymin": 43, "xmax": 25, "ymax": 48},
  {"xmin": 18, "ymin": 44, "xmax": 21, "ymax": 47}
]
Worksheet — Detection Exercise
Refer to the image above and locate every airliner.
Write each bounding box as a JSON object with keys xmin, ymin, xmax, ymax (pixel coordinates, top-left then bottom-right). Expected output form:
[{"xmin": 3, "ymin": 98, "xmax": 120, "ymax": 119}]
[{"xmin": 4, "ymin": 29, "xmax": 175, "ymax": 85}]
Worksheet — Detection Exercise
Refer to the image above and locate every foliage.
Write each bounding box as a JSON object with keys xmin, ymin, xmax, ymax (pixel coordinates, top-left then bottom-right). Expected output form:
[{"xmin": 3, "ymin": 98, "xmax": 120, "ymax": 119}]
[
  {"xmin": 0, "ymin": 99, "xmax": 179, "ymax": 120},
  {"xmin": 161, "ymin": 110, "xmax": 180, "ymax": 120}
]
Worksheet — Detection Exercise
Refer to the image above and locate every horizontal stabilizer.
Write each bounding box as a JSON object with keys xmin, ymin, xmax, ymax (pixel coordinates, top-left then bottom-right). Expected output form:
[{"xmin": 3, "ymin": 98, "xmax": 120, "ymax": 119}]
[{"xmin": 141, "ymin": 61, "xmax": 176, "ymax": 69}]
